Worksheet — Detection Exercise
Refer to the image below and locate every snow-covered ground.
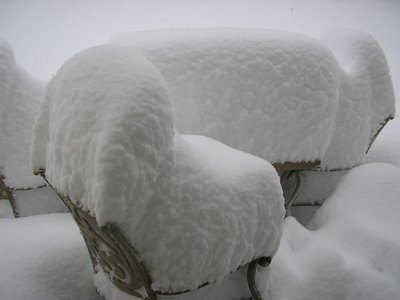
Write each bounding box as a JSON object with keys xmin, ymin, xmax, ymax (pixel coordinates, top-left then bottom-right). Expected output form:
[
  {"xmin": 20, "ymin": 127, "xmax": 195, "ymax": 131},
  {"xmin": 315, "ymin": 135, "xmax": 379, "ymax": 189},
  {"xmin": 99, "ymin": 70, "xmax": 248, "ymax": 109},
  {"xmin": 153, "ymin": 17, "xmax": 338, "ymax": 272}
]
[{"xmin": 1, "ymin": 1, "xmax": 399, "ymax": 300}]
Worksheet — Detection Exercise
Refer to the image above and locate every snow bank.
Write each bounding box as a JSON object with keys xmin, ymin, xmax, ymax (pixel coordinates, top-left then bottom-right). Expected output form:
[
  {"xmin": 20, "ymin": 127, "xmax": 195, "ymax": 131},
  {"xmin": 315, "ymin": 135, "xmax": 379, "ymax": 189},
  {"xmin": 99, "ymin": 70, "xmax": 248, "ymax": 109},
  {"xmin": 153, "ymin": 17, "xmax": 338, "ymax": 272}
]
[
  {"xmin": 321, "ymin": 30, "xmax": 396, "ymax": 169},
  {"xmin": 0, "ymin": 38, "xmax": 46, "ymax": 188},
  {"xmin": 110, "ymin": 28, "xmax": 340, "ymax": 165},
  {"xmin": 31, "ymin": 45, "xmax": 285, "ymax": 292},
  {"xmin": 0, "ymin": 213, "xmax": 101, "ymax": 300},
  {"xmin": 110, "ymin": 28, "xmax": 395, "ymax": 169},
  {"xmin": 265, "ymin": 163, "xmax": 400, "ymax": 300}
]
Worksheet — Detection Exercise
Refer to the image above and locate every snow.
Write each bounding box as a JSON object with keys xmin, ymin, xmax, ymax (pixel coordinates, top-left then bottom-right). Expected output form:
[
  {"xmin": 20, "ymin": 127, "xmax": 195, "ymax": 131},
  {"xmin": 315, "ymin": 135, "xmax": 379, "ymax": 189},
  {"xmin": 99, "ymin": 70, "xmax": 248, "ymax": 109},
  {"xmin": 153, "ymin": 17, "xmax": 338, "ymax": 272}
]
[
  {"xmin": 1, "ymin": 1, "xmax": 399, "ymax": 299},
  {"xmin": 109, "ymin": 28, "xmax": 394, "ymax": 169},
  {"xmin": 321, "ymin": 29, "xmax": 395, "ymax": 169},
  {"xmin": 0, "ymin": 39, "xmax": 46, "ymax": 188},
  {"xmin": 0, "ymin": 213, "xmax": 102, "ymax": 300},
  {"xmin": 2, "ymin": 163, "xmax": 400, "ymax": 300},
  {"xmin": 31, "ymin": 44, "xmax": 285, "ymax": 292},
  {"xmin": 110, "ymin": 28, "xmax": 339, "ymax": 165},
  {"xmin": 265, "ymin": 163, "xmax": 400, "ymax": 300}
]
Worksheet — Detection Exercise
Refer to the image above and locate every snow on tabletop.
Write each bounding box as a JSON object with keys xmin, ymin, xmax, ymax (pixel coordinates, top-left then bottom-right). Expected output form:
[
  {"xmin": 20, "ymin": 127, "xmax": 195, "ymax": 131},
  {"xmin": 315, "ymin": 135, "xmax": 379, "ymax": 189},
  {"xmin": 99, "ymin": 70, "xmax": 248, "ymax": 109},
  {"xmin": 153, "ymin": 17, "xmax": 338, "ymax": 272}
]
[
  {"xmin": 0, "ymin": 38, "xmax": 46, "ymax": 188},
  {"xmin": 110, "ymin": 28, "xmax": 341, "ymax": 165},
  {"xmin": 31, "ymin": 45, "xmax": 285, "ymax": 292},
  {"xmin": 110, "ymin": 28, "xmax": 395, "ymax": 169},
  {"xmin": 264, "ymin": 163, "xmax": 400, "ymax": 300}
]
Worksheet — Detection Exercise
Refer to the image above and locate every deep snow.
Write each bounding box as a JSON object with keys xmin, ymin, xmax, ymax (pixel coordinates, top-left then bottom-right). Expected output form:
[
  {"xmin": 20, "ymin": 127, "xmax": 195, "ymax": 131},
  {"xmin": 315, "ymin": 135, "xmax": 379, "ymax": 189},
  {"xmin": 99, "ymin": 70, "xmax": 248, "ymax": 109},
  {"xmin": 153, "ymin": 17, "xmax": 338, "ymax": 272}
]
[
  {"xmin": 1, "ymin": 162, "xmax": 400, "ymax": 300},
  {"xmin": 1, "ymin": 0, "xmax": 399, "ymax": 299}
]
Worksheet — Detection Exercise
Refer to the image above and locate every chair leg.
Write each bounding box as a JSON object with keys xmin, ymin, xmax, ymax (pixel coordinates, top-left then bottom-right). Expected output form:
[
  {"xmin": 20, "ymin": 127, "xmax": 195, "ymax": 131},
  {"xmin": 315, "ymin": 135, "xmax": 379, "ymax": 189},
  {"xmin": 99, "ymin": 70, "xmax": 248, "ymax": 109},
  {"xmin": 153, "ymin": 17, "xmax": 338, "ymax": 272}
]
[
  {"xmin": 281, "ymin": 171, "xmax": 303, "ymax": 217},
  {"xmin": 247, "ymin": 256, "xmax": 271, "ymax": 300}
]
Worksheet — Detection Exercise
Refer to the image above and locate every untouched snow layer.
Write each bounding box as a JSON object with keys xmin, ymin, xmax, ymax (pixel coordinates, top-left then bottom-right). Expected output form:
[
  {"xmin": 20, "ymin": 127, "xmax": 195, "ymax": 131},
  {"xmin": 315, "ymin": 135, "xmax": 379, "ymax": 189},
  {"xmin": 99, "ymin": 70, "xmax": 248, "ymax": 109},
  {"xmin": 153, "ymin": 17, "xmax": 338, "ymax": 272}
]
[
  {"xmin": 111, "ymin": 28, "xmax": 340, "ymax": 165},
  {"xmin": 0, "ymin": 39, "xmax": 46, "ymax": 188},
  {"xmin": 321, "ymin": 29, "xmax": 395, "ymax": 169},
  {"xmin": 0, "ymin": 213, "xmax": 102, "ymax": 300},
  {"xmin": 31, "ymin": 45, "xmax": 285, "ymax": 292},
  {"xmin": 266, "ymin": 163, "xmax": 400, "ymax": 300},
  {"xmin": 110, "ymin": 28, "xmax": 395, "ymax": 169},
  {"xmin": 2, "ymin": 164, "xmax": 400, "ymax": 300}
]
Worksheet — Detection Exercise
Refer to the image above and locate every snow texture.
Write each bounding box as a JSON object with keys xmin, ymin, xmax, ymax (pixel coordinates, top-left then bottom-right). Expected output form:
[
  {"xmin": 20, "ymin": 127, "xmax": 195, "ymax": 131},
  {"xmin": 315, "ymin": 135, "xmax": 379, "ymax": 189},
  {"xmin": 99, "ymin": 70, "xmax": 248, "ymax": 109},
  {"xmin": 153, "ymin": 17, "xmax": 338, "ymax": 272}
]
[
  {"xmin": 0, "ymin": 38, "xmax": 46, "ymax": 188},
  {"xmin": 110, "ymin": 28, "xmax": 340, "ymax": 165},
  {"xmin": 110, "ymin": 28, "xmax": 395, "ymax": 170},
  {"xmin": 0, "ymin": 213, "xmax": 102, "ymax": 300},
  {"xmin": 321, "ymin": 29, "xmax": 396, "ymax": 169},
  {"xmin": 31, "ymin": 44, "xmax": 285, "ymax": 292},
  {"xmin": 265, "ymin": 163, "xmax": 400, "ymax": 300}
]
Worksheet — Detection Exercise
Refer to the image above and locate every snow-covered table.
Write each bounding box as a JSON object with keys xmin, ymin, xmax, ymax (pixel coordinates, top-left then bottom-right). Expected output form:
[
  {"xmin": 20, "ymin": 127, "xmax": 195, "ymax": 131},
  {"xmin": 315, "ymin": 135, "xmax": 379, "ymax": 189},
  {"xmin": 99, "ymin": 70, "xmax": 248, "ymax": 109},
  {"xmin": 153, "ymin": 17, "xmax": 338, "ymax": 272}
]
[{"xmin": 109, "ymin": 28, "xmax": 395, "ymax": 214}]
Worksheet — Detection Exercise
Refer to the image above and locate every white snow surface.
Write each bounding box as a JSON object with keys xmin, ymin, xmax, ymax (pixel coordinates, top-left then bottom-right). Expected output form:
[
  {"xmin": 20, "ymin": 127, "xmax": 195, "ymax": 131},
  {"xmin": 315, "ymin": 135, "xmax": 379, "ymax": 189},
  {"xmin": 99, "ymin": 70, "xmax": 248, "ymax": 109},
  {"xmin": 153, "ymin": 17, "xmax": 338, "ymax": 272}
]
[
  {"xmin": 0, "ymin": 38, "xmax": 46, "ymax": 188},
  {"xmin": 265, "ymin": 163, "xmax": 400, "ymax": 300},
  {"xmin": 0, "ymin": 213, "xmax": 102, "ymax": 300},
  {"xmin": 110, "ymin": 28, "xmax": 395, "ymax": 170},
  {"xmin": 3, "ymin": 163, "xmax": 399, "ymax": 300},
  {"xmin": 321, "ymin": 29, "xmax": 395, "ymax": 169},
  {"xmin": 110, "ymin": 28, "xmax": 340, "ymax": 165},
  {"xmin": 31, "ymin": 44, "xmax": 285, "ymax": 292}
]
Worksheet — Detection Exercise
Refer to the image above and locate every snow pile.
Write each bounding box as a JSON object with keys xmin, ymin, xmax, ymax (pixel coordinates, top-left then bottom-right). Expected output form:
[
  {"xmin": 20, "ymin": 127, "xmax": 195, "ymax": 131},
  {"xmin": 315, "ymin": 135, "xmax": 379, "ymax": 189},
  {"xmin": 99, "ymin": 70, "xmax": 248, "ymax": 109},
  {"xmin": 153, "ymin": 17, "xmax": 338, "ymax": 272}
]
[
  {"xmin": 321, "ymin": 29, "xmax": 396, "ymax": 169},
  {"xmin": 0, "ymin": 213, "xmax": 101, "ymax": 300},
  {"xmin": 265, "ymin": 163, "xmax": 400, "ymax": 300},
  {"xmin": 110, "ymin": 28, "xmax": 395, "ymax": 169},
  {"xmin": 31, "ymin": 45, "xmax": 285, "ymax": 292},
  {"xmin": 110, "ymin": 28, "xmax": 340, "ymax": 165},
  {"xmin": 0, "ymin": 38, "xmax": 46, "ymax": 188}
]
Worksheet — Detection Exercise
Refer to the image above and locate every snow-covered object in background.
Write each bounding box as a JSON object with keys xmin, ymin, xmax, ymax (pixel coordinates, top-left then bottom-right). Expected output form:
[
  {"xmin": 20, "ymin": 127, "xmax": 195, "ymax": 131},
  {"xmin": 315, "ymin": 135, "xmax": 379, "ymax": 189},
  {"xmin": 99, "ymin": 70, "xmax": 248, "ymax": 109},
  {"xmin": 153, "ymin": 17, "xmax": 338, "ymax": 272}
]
[
  {"xmin": 321, "ymin": 30, "xmax": 396, "ymax": 169},
  {"xmin": 31, "ymin": 45, "xmax": 285, "ymax": 293},
  {"xmin": 110, "ymin": 28, "xmax": 340, "ymax": 165},
  {"xmin": 0, "ymin": 39, "xmax": 45, "ymax": 188},
  {"xmin": 110, "ymin": 28, "xmax": 395, "ymax": 170},
  {"xmin": 265, "ymin": 163, "xmax": 400, "ymax": 300}
]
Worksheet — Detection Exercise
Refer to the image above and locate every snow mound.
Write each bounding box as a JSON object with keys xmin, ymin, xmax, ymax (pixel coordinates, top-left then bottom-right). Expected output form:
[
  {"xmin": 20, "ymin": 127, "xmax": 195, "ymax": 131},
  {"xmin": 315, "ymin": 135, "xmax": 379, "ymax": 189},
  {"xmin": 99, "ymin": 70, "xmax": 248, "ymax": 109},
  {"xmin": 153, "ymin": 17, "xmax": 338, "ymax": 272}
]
[
  {"xmin": 0, "ymin": 38, "xmax": 46, "ymax": 188},
  {"xmin": 266, "ymin": 163, "xmax": 400, "ymax": 300},
  {"xmin": 321, "ymin": 29, "xmax": 396, "ymax": 169},
  {"xmin": 110, "ymin": 28, "xmax": 395, "ymax": 169},
  {"xmin": 31, "ymin": 45, "xmax": 285, "ymax": 292},
  {"xmin": 110, "ymin": 28, "xmax": 341, "ymax": 165}
]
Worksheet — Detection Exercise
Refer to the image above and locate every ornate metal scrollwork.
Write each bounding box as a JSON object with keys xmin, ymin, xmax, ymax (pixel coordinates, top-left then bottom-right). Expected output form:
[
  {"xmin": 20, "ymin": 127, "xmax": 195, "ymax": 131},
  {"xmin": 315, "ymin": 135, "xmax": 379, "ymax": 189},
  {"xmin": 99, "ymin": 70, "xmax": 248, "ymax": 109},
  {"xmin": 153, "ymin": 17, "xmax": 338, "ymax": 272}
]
[
  {"xmin": 247, "ymin": 256, "xmax": 272, "ymax": 300},
  {"xmin": 40, "ymin": 171, "xmax": 272, "ymax": 300},
  {"xmin": 41, "ymin": 174, "xmax": 156, "ymax": 299}
]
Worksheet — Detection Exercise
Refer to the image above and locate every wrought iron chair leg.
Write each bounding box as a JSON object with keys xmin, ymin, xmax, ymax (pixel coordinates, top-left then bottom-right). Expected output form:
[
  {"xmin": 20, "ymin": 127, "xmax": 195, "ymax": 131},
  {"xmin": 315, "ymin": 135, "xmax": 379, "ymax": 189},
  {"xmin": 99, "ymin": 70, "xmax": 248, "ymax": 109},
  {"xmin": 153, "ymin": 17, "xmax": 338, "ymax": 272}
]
[
  {"xmin": 281, "ymin": 171, "xmax": 303, "ymax": 217},
  {"xmin": 0, "ymin": 175, "xmax": 19, "ymax": 218},
  {"xmin": 247, "ymin": 256, "xmax": 271, "ymax": 300}
]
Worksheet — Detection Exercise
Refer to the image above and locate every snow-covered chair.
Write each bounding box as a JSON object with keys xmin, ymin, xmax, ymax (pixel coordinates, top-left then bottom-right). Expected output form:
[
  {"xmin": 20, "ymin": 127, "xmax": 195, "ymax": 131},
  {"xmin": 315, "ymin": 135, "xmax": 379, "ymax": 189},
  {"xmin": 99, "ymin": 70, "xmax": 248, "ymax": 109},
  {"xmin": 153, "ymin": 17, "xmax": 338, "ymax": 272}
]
[
  {"xmin": 0, "ymin": 39, "xmax": 66, "ymax": 217},
  {"xmin": 31, "ymin": 45, "xmax": 285, "ymax": 299},
  {"xmin": 109, "ymin": 28, "xmax": 394, "ymax": 213}
]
